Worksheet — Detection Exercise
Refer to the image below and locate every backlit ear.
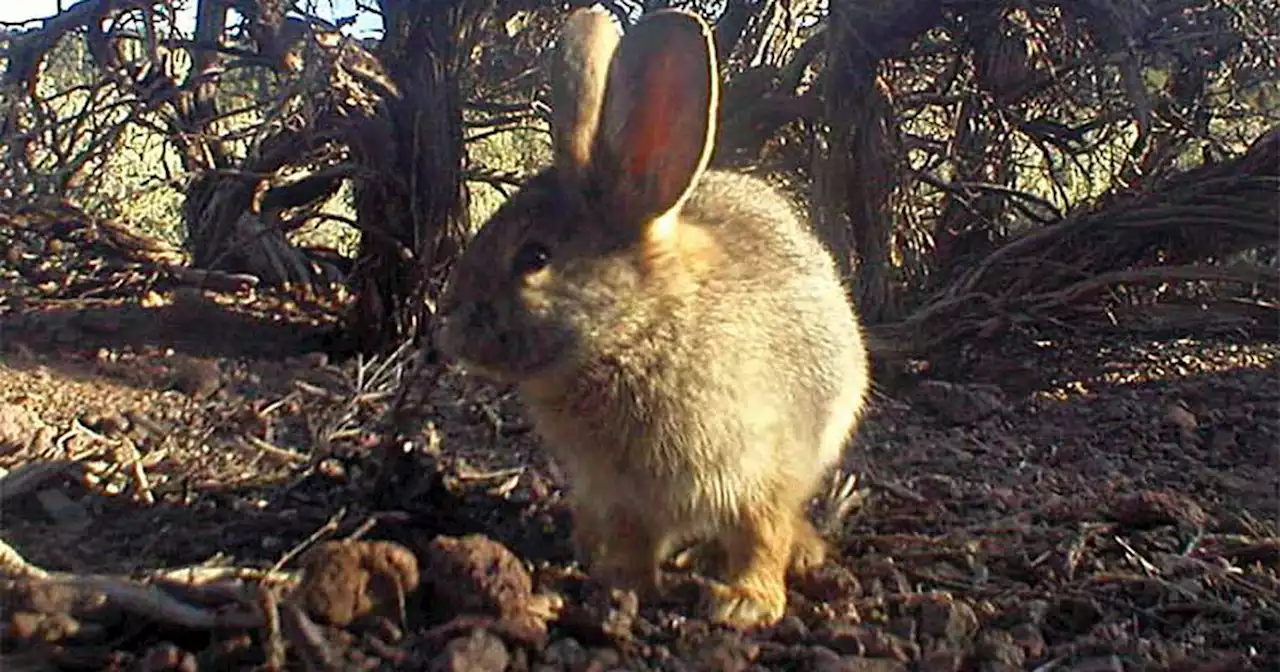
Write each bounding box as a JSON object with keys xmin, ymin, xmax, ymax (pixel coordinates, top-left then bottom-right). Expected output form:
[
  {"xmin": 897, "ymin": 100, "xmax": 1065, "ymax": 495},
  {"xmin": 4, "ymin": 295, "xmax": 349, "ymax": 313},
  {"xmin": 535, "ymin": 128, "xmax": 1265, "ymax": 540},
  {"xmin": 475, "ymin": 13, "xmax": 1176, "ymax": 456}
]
[
  {"xmin": 593, "ymin": 10, "xmax": 718, "ymax": 222},
  {"xmin": 550, "ymin": 8, "xmax": 622, "ymax": 180}
]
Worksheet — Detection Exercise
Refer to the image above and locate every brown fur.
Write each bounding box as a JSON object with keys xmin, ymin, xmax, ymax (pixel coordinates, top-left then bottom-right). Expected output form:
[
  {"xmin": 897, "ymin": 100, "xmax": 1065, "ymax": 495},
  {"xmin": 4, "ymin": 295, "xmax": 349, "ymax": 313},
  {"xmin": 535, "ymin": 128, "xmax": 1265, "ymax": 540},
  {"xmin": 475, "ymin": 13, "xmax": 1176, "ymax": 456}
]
[{"xmin": 436, "ymin": 8, "xmax": 870, "ymax": 628}]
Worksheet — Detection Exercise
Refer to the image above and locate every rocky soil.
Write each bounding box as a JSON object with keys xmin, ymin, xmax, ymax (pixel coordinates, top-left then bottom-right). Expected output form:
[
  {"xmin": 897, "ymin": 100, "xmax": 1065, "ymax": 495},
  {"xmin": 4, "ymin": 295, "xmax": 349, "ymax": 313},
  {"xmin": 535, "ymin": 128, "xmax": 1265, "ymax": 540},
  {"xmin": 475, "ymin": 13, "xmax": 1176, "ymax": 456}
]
[{"xmin": 1, "ymin": 208, "xmax": 1277, "ymax": 671}]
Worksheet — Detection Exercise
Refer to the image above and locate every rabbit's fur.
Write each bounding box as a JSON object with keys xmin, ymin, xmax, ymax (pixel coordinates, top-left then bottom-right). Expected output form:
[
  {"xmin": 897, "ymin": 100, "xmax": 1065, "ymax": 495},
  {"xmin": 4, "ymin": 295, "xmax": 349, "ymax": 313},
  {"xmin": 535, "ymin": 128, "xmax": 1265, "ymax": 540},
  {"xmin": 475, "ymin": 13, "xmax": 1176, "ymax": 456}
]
[{"xmin": 437, "ymin": 7, "xmax": 870, "ymax": 628}]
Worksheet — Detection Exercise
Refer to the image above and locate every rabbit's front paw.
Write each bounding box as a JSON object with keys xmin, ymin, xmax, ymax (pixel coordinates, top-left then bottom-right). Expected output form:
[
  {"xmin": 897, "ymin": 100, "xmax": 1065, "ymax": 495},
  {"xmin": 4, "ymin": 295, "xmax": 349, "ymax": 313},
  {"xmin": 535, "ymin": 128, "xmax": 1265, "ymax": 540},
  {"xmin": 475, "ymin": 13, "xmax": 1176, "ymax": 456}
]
[
  {"xmin": 591, "ymin": 557, "xmax": 662, "ymax": 600},
  {"xmin": 703, "ymin": 581, "xmax": 786, "ymax": 628}
]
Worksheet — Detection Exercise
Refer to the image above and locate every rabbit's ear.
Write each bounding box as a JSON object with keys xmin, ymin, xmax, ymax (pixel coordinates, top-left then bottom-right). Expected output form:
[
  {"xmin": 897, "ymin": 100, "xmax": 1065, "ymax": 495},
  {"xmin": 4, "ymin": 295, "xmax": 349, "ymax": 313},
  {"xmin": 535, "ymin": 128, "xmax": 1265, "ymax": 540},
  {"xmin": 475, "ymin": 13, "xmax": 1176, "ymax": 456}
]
[
  {"xmin": 594, "ymin": 10, "xmax": 718, "ymax": 222},
  {"xmin": 551, "ymin": 8, "xmax": 622, "ymax": 180}
]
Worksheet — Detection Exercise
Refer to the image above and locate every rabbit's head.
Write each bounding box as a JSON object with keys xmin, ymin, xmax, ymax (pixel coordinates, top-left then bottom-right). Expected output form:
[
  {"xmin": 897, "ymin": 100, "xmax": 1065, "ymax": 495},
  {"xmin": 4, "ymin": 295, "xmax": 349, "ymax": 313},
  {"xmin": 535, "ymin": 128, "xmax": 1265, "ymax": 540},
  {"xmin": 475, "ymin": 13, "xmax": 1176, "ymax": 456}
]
[{"xmin": 437, "ymin": 8, "xmax": 720, "ymax": 382}]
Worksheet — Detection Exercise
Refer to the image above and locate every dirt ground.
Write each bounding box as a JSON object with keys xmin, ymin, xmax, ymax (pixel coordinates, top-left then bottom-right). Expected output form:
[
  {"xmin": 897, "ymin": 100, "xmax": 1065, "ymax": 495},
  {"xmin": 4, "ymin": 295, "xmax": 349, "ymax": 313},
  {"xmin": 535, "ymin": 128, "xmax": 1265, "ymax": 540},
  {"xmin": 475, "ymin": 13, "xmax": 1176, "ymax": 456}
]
[{"xmin": 1, "ymin": 209, "xmax": 1277, "ymax": 671}]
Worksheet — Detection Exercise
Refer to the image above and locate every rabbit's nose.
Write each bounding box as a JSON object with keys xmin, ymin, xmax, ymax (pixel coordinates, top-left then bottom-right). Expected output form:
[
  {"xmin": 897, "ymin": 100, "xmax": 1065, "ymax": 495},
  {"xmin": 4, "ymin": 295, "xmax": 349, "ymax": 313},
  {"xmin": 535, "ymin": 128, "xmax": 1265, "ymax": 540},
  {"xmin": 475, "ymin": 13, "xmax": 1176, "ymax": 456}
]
[{"xmin": 438, "ymin": 299, "xmax": 496, "ymax": 337}]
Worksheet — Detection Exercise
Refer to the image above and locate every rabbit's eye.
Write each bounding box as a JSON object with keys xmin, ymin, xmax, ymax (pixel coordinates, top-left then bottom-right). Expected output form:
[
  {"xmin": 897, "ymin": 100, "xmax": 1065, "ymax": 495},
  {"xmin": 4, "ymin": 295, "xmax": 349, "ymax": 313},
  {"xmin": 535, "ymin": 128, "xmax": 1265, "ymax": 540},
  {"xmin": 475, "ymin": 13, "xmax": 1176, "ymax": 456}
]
[{"xmin": 512, "ymin": 242, "xmax": 551, "ymax": 275}]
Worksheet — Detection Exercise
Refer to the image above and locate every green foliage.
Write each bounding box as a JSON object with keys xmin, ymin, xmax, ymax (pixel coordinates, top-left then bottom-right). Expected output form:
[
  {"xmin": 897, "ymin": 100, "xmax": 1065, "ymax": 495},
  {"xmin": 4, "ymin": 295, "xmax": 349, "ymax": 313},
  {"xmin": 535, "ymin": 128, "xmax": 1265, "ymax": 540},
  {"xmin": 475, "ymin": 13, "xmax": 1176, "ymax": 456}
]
[
  {"xmin": 4, "ymin": 0, "xmax": 1276, "ymax": 282},
  {"xmin": 465, "ymin": 116, "xmax": 552, "ymax": 228}
]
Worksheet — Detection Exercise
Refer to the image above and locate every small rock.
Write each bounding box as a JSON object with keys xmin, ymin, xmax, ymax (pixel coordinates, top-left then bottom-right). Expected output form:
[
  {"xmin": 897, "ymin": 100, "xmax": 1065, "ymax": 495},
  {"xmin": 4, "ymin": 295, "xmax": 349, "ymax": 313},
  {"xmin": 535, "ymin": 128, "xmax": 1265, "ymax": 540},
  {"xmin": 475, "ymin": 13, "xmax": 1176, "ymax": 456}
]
[
  {"xmin": 170, "ymin": 356, "xmax": 222, "ymax": 399},
  {"xmin": 694, "ymin": 632, "xmax": 760, "ymax": 671},
  {"xmin": 0, "ymin": 403, "xmax": 45, "ymax": 452},
  {"xmin": 34, "ymin": 489, "xmax": 92, "ymax": 530},
  {"xmin": 1013, "ymin": 600, "xmax": 1050, "ymax": 627},
  {"xmin": 1165, "ymin": 404, "xmax": 1198, "ymax": 432},
  {"xmin": 84, "ymin": 412, "xmax": 130, "ymax": 436},
  {"xmin": 562, "ymin": 584, "xmax": 638, "ymax": 644},
  {"xmin": 1161, "ymin": 651, "xmax": 1251, "ymax": 672},
  {"xmin": 774, "ymin": 615, "xmax": 811, "ymax": 644},
  {"xmin": 885, "ymin": 615, "xmax": 916, "ymax": 643},
  {"xmin": 836, "ymin": 658, "xmax": 909, "ymax": 672},
  {"xmin": 137, "ymin": 642, "xmax": 199, "ymax": 672},
  {"xmin": 431, "ymin": 628, "xmax": 509, "ymax": 672},
  {"xmin": 1065, "ymin": 655, "xmax": 1124, "ymax": 672},
  {"xmin": 292, "ymin": 540, "xmax": 420, "ymax": 628},
  {"xmin": 585, "ymin": 647, "xmax": 622, "ymax": 670},
  {"xmin": 1207, "ymin": 427, "xmax": 1237, "ymax": 453},
  {"xmin": 541, "ymin": 637, "xmax": 589, "ymax": 668},
  {"xmin": 1044, "ymin": 597, "xmax": 1103, "ymax": 636},
  {"xmin": 916, "ymin": 648, "xmax": 965, "ymax": 672},
  {"xmin": 975, "ymin": 630, "xmax": 1025, "ymax": 667},
  {"xmin": 1009, "ymin": 623, "xmax": 1045, "ymax": 660},
  {"xmin": 915, "ymin": 381, "xmax": 1007, "ymax": 425},
  {"xmin": 7, "ymin": 611, "xmax": 92, "ymax": 644},
  {"xmin": 820, "ymin": 625, "xmax": 917, "ymax": 661},
  {"xmin": 1109, "ymin": 490, "xmax": 1208, "ymax": 529},
  {"xmin": 8, "ymin": 577, "xmax": 112, "ymax": 618},
  {"xmin": 917, "ymin": 597, "xmax": 979, "ymax": 648},
  {"xmin": 807, "ymin": 645, "xmax": 845, "ymax": 671},
  {"xmin": 300, "ymin": 351, "xmax": 329, "ymax": 368},
  {"xmin": 794, "ymin": 563, "xmax": 862, "ymax": 605}
]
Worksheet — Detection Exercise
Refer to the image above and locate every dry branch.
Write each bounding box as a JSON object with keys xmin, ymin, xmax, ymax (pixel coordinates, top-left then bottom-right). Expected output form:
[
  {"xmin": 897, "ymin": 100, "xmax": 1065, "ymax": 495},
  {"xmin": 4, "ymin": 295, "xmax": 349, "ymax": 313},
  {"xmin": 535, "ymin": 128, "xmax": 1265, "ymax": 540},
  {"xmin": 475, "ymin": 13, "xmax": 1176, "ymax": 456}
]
[{"xmin": 875, "ymin": 129, "xmax": 1280, "ymax": 361}]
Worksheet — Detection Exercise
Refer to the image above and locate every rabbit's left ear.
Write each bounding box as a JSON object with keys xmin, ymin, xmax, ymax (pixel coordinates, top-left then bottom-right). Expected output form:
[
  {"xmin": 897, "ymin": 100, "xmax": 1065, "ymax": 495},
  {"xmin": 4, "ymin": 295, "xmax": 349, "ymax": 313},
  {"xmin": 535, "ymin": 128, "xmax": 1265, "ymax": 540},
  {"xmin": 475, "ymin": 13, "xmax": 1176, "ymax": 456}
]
[
  {"xmin": 594, "ymin": 10, "xmax": 718, "ymax": 223},
  {"xmin": 551, "ymin": 8, "xmax": 621, "ymax": 181}
]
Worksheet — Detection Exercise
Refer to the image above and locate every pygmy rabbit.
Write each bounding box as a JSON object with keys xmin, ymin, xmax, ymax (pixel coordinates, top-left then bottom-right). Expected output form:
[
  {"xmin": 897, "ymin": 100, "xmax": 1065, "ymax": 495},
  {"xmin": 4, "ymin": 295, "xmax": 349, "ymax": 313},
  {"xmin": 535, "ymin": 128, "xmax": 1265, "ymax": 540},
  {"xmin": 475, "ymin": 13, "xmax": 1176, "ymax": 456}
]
[{"xmin": 436, "ymin": 7, "xmax": 870, "ymax": 628}]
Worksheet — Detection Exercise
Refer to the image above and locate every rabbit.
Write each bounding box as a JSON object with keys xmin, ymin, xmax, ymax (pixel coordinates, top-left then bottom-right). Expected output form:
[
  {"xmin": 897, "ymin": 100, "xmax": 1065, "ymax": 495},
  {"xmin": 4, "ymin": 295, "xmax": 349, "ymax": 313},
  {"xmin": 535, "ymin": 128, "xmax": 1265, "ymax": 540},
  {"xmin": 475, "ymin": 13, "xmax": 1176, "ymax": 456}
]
[{"xmin": 435, "ymin": 6, "xmax": 870, "ymax": 628}]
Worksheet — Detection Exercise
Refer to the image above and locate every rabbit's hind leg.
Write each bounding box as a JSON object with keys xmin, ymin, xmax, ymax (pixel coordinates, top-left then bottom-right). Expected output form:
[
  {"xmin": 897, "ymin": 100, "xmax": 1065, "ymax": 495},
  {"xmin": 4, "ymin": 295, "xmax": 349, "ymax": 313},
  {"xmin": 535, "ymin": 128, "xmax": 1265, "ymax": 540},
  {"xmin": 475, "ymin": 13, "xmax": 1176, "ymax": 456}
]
[{"xmin": 703, "ymin": 500, "xmax": 795, "ymax": 628}]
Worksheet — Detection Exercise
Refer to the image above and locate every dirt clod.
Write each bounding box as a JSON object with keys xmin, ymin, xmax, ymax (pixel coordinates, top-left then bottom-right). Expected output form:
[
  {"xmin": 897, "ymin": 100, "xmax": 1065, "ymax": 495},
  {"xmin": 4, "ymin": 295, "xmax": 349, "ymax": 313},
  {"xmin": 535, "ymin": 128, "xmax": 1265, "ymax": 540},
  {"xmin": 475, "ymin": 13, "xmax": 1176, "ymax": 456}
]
[
  {"xmin": 0, "ymin": 403, "xmax": 45, "ymax": 453},
  {"xmin": 422, "ymin": 534, "xmax": 533, "ymax": 620},
  {"xmin": 293, "ymin": 540, "xmax": 420, "ymax": 628},
  {"xmin": 916, "ymin": 596, "xmax": 979, "ymax": 648},
  {"xmin": 169, "ymin": 355, "xmax": 222, "ymax": 399},
  {"xmin": 836, "ymin": 657, "xmax": 910, "ymax": 672},
  {"xmin": 1110, "ymin": 490, "xmax": 1209, "ymax": 529},
  {"xmin": 819, "ymin": 624, "xmax": 919, "ymax": 661},
  {"xmin": 0, "ymin": 208, "xmax": 1276, "ymax": 670},
  {"xmin": 975, "ymin": 629, "xmax": 1025, "ymax": 667}
]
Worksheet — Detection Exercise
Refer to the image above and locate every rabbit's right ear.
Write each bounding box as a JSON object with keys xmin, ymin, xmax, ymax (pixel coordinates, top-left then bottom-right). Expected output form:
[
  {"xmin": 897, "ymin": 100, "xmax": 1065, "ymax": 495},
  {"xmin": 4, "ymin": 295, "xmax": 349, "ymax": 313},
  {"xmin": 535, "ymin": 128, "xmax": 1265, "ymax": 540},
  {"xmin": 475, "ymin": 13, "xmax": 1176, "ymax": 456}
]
[
  {"xmin": 551, "ymin": 8, "xmax": 622, "ymax": 181},
  {"xmin": 593, "ymin": 10, "xmax": 718, "ymax": 223}
]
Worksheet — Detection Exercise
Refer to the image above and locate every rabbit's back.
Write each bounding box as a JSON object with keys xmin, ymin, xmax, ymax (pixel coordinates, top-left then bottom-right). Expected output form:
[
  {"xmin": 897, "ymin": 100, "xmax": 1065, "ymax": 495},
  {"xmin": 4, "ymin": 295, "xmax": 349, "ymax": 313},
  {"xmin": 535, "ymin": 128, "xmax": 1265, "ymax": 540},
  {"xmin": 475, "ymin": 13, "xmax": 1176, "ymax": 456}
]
[{"xmin": 676, "ymin": 169, "xmax": 868, "ymax": 464}]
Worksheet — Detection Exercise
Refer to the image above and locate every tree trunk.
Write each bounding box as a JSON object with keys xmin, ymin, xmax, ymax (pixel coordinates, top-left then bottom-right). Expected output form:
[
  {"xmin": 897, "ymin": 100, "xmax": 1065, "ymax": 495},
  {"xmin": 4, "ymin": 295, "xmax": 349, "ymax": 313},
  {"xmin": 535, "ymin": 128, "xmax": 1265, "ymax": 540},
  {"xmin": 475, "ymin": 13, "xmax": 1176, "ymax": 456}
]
[
  {"xmin": 181, "ymin": 0, "xmax": 236, "ymax": 268},
  {"xmin": 931, "ymin": 95, "xmax": 1013, "ymax": 284},
  {"xmin": 814, "ymin": 0, "xmax": 900, "ymax": 325},
  {"xmin": 343, "ymin": 0, "xmax": 494, "ymax": 354}
]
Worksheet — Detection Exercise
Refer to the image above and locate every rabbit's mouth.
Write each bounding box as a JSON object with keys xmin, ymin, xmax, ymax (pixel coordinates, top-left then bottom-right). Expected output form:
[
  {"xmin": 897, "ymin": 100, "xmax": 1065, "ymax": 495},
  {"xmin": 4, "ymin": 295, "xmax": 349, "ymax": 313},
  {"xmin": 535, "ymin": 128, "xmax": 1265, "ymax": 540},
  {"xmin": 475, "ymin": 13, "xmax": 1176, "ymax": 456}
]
[
  {"xmin": 437, "ymin": 316, "xmax": 565, "ymax": 383},
  {"xmin": 447, "ymin": 349, "xmax": 562, "ymax": 384}
]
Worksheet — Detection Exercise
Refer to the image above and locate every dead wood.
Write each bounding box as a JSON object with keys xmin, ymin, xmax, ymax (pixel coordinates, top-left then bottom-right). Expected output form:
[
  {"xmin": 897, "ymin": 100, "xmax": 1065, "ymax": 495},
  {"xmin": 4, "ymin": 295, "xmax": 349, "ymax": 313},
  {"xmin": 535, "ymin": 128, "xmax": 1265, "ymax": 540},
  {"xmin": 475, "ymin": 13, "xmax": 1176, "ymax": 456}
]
[{"xmin": 872, "ymin": 128, "xmax": 1280, "ymax": 364}]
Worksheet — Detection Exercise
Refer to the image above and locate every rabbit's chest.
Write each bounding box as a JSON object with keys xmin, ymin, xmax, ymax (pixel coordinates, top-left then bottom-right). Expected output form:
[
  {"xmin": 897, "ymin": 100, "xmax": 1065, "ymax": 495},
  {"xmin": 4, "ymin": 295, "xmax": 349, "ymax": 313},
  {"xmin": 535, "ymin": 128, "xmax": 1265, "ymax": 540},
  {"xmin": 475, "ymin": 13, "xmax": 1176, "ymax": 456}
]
[{"xmin": 525, "ymin": 388, "xmax": 775, "ymax": 515}]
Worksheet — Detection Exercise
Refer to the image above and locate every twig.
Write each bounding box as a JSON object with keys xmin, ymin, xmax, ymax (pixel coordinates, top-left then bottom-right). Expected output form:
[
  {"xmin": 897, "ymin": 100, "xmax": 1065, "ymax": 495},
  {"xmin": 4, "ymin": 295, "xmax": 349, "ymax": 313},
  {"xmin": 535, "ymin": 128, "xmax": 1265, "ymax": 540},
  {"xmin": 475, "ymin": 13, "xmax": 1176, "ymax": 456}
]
[
  {"xmin": 260, "ymin": 584, "xmax": 286, "ymax": 672},
  {"xmin": 0, "ymin": 460, "xmax": 82, "ymax": 505},
  {"xmin": 344, "ymin": 516, "xmax": 379, "ymax": 542},
  {"xmin": 1, "ymin": 538, "xmax": 265, "ymax": 629},
  {"xmin": 280, "ymin": 601, "xmax": 344, "ymax": 672},
  {"xmin": 864, "ymin": 475, "xmax": 927, "ymax": 504},
  {"xmin": 119, "ymin": 435, "xmax": 155, "ymax": 505},
  {"xmin": 269, "ymin": 507, "xmax": 347, "ymax": 574},
  {"xmin": 242, "ymin": 434, "xmax": 309, "ymax": 463}
]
